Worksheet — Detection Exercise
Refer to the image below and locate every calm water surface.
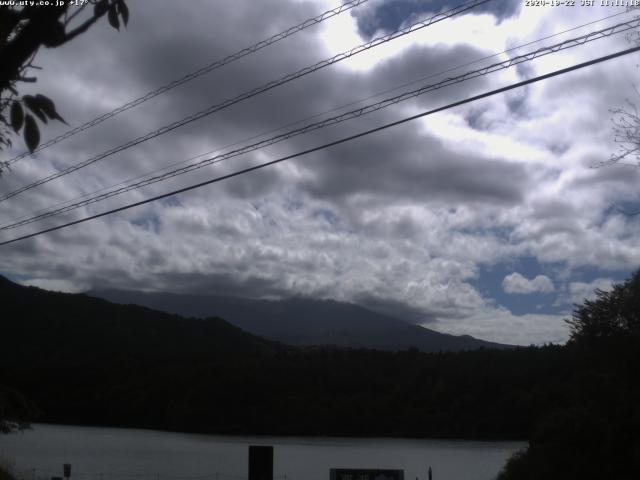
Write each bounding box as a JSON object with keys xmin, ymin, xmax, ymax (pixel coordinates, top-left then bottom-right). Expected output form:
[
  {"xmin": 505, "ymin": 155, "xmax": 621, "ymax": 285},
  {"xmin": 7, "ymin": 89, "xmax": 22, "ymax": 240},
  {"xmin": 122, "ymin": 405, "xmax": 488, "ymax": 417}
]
[{"xmin": 0, "ymin": 424, "xmax": 525, "ymax": 480}]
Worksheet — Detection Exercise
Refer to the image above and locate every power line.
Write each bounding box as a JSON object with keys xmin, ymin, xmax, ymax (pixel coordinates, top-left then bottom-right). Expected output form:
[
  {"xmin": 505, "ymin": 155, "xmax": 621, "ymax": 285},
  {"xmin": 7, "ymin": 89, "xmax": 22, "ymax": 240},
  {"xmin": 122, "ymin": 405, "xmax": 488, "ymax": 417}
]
[
  {"xmin": 2, "ymin": 44, "xmax": 638, "ymax": 247},
  {"xmin": 3, "ymin": 17, "xmax": 637, "ymax": 232},
  {"xmin": 0, "ymin": 0, "xmax": 491, "ymax": 203},
  {"xmin": 4, "ymin": 0, "xmax": 371, "ymax": 166},
  {"xmin": 9, "ymin": 9, "xmax": 627, "ymax": 229},
  {"xmin": 3, "ymin": 16, "xmax": 635, "ymax": 230}
]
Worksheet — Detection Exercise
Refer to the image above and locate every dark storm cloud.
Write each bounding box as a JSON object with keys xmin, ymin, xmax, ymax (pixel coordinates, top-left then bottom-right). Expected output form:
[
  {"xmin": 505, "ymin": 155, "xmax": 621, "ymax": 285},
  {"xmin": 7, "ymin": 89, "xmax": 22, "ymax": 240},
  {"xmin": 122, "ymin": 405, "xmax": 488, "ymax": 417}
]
[
  {"xmin": 1, "ymin": 0, "xmax": 500, "ymax": 218},
  {"xmin": 297, "ymin": 122, "xmax": 528, "ymax": 205},
  {"xmin": 530, "ymin": 198, "xmax": 579, "ymax": 222},
  {"xmin": 2, "ymin": 1, "xmax": 329, "ymax": 197},
  {"xmin": 223, "ymin": 165, "xmax": 283, "ymax": 199},
  {"xmin": 568, "ymin": 163, "xmax": 640, "ymax": 190},
  {"xmin": 103, "ymin": 7, "xmax": 496, "ymax": 156},
  {"xmin": 354, "ymin": 0, "xmax": 521, "ymax": 38},
  {"xmin": 12, "ymin": 1, "xmax": 499, "ymax": 211},
  {"xmin": 353, "ymin": 292, "xmax": 439, "ymax": 323},
  {"xmin": 83, "ymin": 269, "xmax": 289, "ymax": 299},
  {"xmin": 360, "ymin": 42, "xmax": 496, "ymax": 109}
]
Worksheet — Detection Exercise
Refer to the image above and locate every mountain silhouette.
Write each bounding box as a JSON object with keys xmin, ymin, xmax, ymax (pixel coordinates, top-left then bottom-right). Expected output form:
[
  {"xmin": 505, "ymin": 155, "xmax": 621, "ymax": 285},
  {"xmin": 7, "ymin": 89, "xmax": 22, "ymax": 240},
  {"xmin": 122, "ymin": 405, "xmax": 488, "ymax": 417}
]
[
  {"xmin": 1, "ymin": 275, "xmax": 277, "ymax": 364},
  {"xmin": 89, "ymin": 288, "xmax": 510, "ymax": 352}
]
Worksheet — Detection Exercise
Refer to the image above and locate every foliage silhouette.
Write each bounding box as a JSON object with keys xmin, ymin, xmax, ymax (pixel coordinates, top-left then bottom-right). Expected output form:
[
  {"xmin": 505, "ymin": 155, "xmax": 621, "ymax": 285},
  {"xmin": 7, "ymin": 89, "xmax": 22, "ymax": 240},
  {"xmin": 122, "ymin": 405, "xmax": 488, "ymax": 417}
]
[
  {"xmin": 498, "ymin": 271, "xmax": 640, "ymax": 479},
  {"xmin": 0, "ymin": 385, "xmax": 39, "ymax": 434},
  {"xmin": 0, "ymin": 0, "xmax": 128, "ymax": 168}
]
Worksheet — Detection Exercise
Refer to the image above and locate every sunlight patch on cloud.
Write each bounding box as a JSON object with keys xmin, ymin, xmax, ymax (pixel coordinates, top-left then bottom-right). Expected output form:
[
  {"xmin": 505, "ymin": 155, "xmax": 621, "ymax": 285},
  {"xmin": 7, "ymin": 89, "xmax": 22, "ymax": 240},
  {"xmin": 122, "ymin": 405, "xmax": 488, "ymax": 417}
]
[{"xmin": 20, "ymin": 278, "xmax": 86, "ymax": 293}]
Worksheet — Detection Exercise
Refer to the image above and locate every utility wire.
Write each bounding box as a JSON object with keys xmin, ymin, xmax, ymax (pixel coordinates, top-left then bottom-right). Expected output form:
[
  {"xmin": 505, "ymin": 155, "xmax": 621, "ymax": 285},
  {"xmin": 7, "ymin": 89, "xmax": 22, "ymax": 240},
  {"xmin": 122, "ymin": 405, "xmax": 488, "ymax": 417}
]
[
  {"xmin": 4, "ymin": 0, "xmax": 371, "ymax": 166},
  {"xmin": 0, "ymin": 0, "xmax": 491, "ymax": 203},
  {"xmin": 2, "ymin": 44, "xmax": 638, "ymax": 247},
  {"xmin": 9, "ymin": 8, "xmax": 628, "ymax": 229},
  {"xmin": 2, "ymin": 17, "xmax": 637, "ymax": 232}
]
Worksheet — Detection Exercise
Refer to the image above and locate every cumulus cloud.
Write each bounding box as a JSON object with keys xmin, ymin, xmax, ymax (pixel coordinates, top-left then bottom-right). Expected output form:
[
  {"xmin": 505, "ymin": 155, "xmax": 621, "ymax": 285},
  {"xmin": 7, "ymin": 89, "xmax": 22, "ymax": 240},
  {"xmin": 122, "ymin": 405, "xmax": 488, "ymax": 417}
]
[
  {"xmin": 502, "ymin": 272, "xmax": 555, "ymax": 294},
  {"xmin": 569, "ymin": 278, "xmax": 616, "ymax": 305}
]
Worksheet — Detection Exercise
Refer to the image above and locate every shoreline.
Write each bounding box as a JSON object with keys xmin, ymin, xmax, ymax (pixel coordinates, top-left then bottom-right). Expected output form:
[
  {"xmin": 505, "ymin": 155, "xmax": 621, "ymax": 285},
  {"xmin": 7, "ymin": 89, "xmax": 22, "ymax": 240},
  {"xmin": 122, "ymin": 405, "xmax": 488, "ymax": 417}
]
[{"xmin": 14, "ymin": 422, "xmax": 529, "ymax": 444}]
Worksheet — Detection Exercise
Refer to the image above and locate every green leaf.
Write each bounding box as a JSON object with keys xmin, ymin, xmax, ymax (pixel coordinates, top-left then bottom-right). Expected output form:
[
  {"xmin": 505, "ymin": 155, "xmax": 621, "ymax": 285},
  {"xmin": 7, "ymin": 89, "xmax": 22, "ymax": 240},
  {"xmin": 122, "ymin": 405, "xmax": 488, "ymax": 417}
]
[
  {"xmin": 10, "ymin": 101, "xmax": 24, "ymax": 132},
  {"xmin": 23, "ymin": 95, "xmax": 48, "ymax": 124},
  {"xmin": 116, "ymin": 0, "xmax": 129, "ymax": 26},
  {"xmin": 34, "ymin": 94, "xmax": 66, "ymax": 124},
  {"xmin": 108, "ymin": 4, "xmax": 120, "ymax": 30},
  {"xmin": 23, "ymin": 114, "xmax": 40, "ymax": 153}
]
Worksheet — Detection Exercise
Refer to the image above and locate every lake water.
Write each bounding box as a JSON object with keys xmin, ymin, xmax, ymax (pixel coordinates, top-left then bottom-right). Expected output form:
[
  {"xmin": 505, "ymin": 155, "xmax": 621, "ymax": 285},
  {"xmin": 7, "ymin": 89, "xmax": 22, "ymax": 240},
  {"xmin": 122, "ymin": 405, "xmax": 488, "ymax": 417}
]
[{"xmin": 0, "ymin": 424, "xmax": 525, "ymax": 480}]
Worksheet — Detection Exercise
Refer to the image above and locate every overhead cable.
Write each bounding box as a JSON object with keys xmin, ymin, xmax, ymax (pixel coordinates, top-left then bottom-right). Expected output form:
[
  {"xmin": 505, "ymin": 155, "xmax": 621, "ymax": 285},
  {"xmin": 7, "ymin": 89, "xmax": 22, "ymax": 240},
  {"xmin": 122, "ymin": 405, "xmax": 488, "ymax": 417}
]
[
  {"xmin": 0, "ymin": 0, "xmax": 491, "ymax": 202},
  {"xmin": 4, "ymin": 0, "xmax": 371, "ymax": 165},
  {"xmin": 2, "ymin": 17, "xmax": 638, "ymax": 232},
  {"xmin": 13, "ymin": 8, "xmax": 626, "ymax": 228},
  {"xmin": 2, "ymin": 44, "xmax": 638, "ymax": 247}
]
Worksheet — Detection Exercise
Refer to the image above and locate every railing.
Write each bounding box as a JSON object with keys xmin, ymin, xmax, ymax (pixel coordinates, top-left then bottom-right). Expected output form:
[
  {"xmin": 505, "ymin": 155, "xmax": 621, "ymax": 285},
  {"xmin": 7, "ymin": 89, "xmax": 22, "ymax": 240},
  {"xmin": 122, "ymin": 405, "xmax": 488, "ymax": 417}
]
[{"xmin": 19, "ymin": 470, "xmax": 291, "ymax": 480}]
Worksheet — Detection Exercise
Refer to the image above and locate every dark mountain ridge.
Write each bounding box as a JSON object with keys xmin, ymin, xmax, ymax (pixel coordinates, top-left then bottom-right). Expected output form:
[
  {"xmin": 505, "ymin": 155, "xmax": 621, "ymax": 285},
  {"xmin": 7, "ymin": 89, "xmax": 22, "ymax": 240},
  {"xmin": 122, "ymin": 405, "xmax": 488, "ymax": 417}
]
[
  {"xmin": 89, "ymin": 288, "xmax": 510, "ymax": 352},
  {"xmin": 0, "ymin": 275, "xmax": 277, "ymax": 365}
]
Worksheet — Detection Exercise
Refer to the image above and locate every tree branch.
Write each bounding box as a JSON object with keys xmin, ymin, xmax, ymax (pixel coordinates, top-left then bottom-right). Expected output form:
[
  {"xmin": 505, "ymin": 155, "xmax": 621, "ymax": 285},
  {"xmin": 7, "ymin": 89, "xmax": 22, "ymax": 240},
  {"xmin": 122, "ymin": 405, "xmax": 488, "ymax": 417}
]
[{"xmin": 53, "ymin": 13, "xmax": 101, "ymax": 46}]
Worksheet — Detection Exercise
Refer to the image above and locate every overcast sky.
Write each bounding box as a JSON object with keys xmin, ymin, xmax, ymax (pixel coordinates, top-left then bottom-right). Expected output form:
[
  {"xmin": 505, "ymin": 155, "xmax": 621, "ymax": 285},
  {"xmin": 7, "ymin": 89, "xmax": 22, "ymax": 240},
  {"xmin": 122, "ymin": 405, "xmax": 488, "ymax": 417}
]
[{"xmin": 2, "ymin": 0, "xmax": 640, "ymax": 345}]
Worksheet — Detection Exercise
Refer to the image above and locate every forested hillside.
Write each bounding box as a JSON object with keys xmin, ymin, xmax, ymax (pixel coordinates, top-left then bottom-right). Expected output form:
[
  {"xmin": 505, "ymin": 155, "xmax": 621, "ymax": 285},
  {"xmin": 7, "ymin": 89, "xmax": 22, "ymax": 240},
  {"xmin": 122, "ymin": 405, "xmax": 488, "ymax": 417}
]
[
  {"xmin": 2, "ymin": 275, "xmax": 561, "ymax": 439},
  {"xmin": 89, "ymin": 289, "xmax": 508, "ymax": 352}
]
